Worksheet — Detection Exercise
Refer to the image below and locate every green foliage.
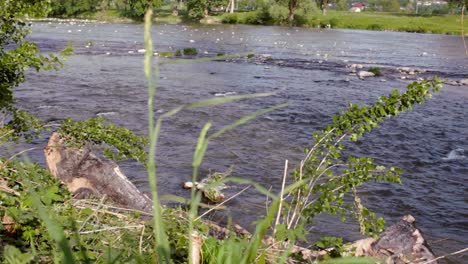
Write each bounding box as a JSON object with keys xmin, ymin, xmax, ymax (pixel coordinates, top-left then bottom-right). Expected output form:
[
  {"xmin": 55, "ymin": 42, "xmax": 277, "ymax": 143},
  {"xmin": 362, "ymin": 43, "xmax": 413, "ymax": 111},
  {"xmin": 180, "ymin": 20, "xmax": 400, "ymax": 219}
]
[
  {"xmin": 268, "ymin": 4, "xmax": 290, "ymax": 24},
  {"xmin": 381, "ymin": 0, "xmax": 401, "ymax": 12},
  {"xmin": 58, "ymin": 117, "xmax": 149, "ymax": 164},
  {"xmin": 0, "ymin": 157, "xmax": 205, "ymax": 263},
  {"xmin": 159, "ymin": 51, "xmax": 174, "ymax": 57},
  {"xmin": 3, "ymin": 245, "xmax": 34, "ymax": 264},
  {"xmin": 183, "ymin": 47, "xmax": 198, "ymax": 55},
  {"xmin": 367, "ymin": 23, "xmax": 384, "ymax": 31},
  {"xmin": 0, "ymin": 0, "xmax": 66, "ymax": 142},
  {"xmin": 283, "ymin": 78, "xmax": 443, "ymax": 239},
  {"xmin": 49, "ymin": 0, "xmax": 102, "ymax": 17},
  {"xmin": 186, "ymin": 0, "xmax": 207, "ymax": 20},
  {"xmin": 335, "ymin": 0, "xmax": 348, "ymax": 11},
  {"xmin": 315, "ymin": 236, "xmax": 343, "ymax": 257},
  {"xmin": 368, "ymin": 67, "xmax": 382, "ymax": 76},
  {"xmin": 222, "ymin": 12, "xmax": 240, "ymax": 23}
]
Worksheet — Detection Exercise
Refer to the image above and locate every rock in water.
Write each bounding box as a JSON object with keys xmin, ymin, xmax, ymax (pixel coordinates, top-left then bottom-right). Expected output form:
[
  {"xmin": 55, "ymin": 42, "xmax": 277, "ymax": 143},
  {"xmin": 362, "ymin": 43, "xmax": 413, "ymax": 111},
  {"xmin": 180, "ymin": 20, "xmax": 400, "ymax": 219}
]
[
  {"xmin": 352, "ymin": 215, "xmax": 437, "ymax": 264},
  {"xmin": 459, "ymin": 79, "xmax": 468, "ymax": 86},
  {"xmin": 358, "ymin": 71, "xmax": 375, "ymax": 79},
  {"xmin": 44, "ymin": 132, "xmax": 152, "ymax": 212}
]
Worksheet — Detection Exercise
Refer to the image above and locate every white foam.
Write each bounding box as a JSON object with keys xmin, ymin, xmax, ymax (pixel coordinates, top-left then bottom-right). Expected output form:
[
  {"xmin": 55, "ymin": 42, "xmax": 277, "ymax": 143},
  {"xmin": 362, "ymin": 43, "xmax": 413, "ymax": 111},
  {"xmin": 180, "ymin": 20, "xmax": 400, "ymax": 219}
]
[
  {"xmin": 96, "ymin": 112, "xmax": 118, "ymax": 116},
  {"xmin": 214, "ymin": 92, "xmax": 237, "ymax": 97},
  {"xmin": 442, "ymin": 148, "xmax": 465, "ymax": 161}
]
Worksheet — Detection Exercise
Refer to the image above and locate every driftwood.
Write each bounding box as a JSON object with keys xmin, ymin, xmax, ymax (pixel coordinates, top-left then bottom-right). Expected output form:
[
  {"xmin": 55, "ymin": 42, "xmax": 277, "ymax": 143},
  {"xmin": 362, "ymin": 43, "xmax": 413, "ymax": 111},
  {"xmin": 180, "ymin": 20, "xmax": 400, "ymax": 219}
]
[
  {"xmin": 44, "ymin": 132, "xmax": 152, "ymax": 212},
  {"xmin": 43, "ymin": 133, "xmax": 438, "ymax": 264}
]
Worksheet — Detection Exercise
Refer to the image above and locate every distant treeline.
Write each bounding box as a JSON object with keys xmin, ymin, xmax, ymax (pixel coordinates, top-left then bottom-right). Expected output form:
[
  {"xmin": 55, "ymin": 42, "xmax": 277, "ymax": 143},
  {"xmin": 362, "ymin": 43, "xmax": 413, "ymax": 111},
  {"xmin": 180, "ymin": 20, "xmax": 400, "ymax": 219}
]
[
  {"xmin": 48, "ymin": 0, "xmax": 467, "ymax": 21},
  {"xmin": 48, "ymin": 0, "xmax": 160, "ymax": 19}
]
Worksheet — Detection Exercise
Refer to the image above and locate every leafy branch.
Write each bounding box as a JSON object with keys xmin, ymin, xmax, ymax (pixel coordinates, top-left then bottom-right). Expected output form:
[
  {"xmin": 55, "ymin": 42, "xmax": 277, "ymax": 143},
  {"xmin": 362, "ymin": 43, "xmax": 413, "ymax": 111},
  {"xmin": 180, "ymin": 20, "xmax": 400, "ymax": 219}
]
[{"xmin": 282, "ymin": 78, "xmax": 443, "ymax": 238}]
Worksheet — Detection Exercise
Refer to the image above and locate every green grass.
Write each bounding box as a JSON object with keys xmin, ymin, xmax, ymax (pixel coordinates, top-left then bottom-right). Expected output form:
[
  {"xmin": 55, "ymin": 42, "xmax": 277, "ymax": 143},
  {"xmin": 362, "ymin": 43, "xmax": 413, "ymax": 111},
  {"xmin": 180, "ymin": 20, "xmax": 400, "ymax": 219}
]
[
  {"xmin": 220, "ymin": 10, "xmax": 468, "ymax": 35},
  {"xmin": 317, "ymin": 11, "xmax": 467, "ymax": 35}
]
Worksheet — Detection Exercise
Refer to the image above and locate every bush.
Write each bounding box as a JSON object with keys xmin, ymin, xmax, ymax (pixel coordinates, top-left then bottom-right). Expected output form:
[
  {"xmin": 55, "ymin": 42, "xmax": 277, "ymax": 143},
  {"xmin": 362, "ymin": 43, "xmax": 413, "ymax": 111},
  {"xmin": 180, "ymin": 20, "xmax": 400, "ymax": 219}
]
[
  {"xmin": 222, "ymin": 13, "xmax": 239, "ymax": 24},
  {"xmin": 328, "ymin": 18, "xmax": 340, "ymax": 28},
  {"xmin": 293, "ymin": 10, "xmax": 319, "ymax": 27},
  {"xmin": 183, "ymin": 47, "xmax": 198, "ymax": 56},
  {"xmin": 244, "ymin": 9, "xmax": 272, "ymax": 25},
  {"xmin": 367, "ymin": 24, "xmax": 384, "ymax": 31},
  {"xmin": 175, "ymin": 49, "xmax": 182, "ymax": 56},
  {"xmin": 268, "ymin": 4, "xmax": 289, "ymax": 24},
  {"xmin": 159, "ymin": 51, "xmax": 173, "ymax": 57},
  {"xmin": 368, "ymin": 67, "xmax": 382, "ymax": 76}
]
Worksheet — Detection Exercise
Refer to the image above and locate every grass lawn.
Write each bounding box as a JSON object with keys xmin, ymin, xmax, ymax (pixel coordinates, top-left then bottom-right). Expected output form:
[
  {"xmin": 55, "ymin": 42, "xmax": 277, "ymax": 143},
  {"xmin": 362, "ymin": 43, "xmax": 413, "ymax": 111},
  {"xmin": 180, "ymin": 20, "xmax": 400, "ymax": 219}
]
[
  {"xmin": 319, "ymin": 11, "xmax": 468, "ymax": 34},
  {"xmin": 220, "ymin": 10, "xmax": 468, "ymax": 35}
]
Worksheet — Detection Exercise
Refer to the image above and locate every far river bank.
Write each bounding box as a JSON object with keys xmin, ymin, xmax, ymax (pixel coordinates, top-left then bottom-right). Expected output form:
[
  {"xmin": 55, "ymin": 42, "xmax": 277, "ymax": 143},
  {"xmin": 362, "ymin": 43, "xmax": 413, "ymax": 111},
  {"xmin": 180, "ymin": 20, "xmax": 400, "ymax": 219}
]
[{"xmin": 34, "ymin": 9, "xmax": 468, "ymax": 35}]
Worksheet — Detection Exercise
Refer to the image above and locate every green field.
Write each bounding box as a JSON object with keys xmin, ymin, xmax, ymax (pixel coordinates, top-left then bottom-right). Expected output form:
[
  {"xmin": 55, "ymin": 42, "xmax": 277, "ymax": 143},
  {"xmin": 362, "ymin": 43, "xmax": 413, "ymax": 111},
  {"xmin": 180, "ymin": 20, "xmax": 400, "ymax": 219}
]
[
  {"xmin": 221, "ymin": 10, "xmax": 468, "ymax": 35},
  {"xmin": 56, "ymin": 8, "xmax": 468, "ymax": 35},
  {"xmin": 314, "ymin": 11, "xmax": 468, "ymax": 34}
]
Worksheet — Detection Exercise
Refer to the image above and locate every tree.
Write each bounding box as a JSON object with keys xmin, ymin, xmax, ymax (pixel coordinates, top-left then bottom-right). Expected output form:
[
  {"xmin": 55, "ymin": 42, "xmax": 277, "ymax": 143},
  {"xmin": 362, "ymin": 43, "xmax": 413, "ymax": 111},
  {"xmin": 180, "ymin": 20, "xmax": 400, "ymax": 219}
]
[
  {"xmin": 49, "ymin": 0, "xmax": 103, "ymax": 17},
  {"xmin": 120, "ymin": 0, "xmax": 160, "ymax": 20},
  {"xmin": 382, "ymin": 0, "xmax": 400, "ymax": 12},
  {"xmin": 335, "ymin": 0, "xmax": 348, "ymax": 11},
  {"xmin": 186, "ymin": 0, "xmax": 208, "ymax": 19},
  {"xmin": 315, "ymin": 0, "xmax": 330, "ymax": 15},
  {"xmin": 0, "ymin": 0, "xmax": 68, "ymax": 142}
]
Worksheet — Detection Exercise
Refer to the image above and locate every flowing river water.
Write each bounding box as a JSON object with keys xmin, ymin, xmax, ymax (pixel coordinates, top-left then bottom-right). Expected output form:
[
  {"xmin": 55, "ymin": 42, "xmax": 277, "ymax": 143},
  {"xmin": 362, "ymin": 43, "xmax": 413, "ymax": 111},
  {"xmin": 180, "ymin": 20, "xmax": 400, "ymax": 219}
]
[{"xmin": 9, "ymin": 21, "xmax": 468, "ymax": 261}]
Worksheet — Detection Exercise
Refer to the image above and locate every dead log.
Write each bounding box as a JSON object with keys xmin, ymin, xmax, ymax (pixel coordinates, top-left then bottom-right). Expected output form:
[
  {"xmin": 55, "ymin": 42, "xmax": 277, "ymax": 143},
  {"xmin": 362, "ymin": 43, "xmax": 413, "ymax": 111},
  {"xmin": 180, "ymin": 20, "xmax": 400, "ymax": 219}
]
[
  {"xmin": 351, "ymin": 215, "xmax": 437, "ymax": 264},
  {"xmin": 44, "ymin": 132, "xmax": 152, "ymax": 212}
]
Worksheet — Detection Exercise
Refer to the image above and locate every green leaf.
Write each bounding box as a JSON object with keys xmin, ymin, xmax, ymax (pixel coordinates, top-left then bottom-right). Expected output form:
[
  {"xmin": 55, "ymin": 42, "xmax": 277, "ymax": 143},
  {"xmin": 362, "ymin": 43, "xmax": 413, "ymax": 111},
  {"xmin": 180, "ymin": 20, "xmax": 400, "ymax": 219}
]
[{"xmin": 3, "ymin": 245, "xmax": 33, "ymax": 264}]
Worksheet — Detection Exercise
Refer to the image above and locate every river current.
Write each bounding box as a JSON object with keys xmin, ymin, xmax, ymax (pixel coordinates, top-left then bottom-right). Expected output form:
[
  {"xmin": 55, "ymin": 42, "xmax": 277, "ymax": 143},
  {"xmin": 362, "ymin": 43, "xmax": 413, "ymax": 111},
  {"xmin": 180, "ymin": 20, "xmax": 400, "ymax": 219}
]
[{"xmin": 9, "ymin": 21, "xmax": 468, "ymax": 261}]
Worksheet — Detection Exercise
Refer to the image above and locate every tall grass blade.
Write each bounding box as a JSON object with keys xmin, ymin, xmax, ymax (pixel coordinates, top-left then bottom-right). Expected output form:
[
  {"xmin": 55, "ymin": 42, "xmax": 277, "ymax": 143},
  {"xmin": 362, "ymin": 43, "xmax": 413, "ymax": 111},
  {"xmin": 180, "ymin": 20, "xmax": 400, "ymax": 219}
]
[
  {"xmin": 242, "ymin": 199, "xmax": 280, "ymax": 263},
  {"xmin": 143, "ymin": 9, "xmax": 172, "ymax": 263},
  {"xmin": 192, "ymin": 122, "xmax": 212, "ymax": 168}
]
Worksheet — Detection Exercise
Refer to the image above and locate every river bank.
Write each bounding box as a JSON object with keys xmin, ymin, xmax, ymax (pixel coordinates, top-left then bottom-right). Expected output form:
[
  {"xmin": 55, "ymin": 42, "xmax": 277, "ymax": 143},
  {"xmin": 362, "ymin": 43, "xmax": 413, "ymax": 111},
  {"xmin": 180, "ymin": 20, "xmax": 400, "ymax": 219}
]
[
  {"xmin": 41, "ymin": 10, "xmax": 468, "ymax": 35},
  {"xmin": 16, "ymin": 21, "xmax": 468, "ymax": 262}
]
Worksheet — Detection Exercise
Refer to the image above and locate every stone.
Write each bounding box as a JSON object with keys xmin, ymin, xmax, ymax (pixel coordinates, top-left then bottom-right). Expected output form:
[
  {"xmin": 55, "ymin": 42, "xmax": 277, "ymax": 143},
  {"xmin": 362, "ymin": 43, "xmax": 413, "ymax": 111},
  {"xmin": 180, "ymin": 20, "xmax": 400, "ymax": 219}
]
[
  {"xmin": 458, "ymin": 79, "xmax": 468, "ymax": 86},
  {"xmin": 358, "ymin": 71, "xmax": 375, "ymax": 79},
  {"xmin": 350, "ymin": 215, "xmax": 437, "ymax": 264}
]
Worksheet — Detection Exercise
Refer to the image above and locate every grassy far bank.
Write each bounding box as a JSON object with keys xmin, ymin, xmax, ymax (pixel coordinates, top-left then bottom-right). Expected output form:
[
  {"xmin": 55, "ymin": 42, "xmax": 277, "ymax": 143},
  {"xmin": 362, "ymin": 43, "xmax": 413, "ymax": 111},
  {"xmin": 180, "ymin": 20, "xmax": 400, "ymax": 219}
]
[
  {"xmin": 44, "ymin": 6, "xmax": 468, "ymax": 35},
  {"xmin": 220, "ymin": 10, "xmax": 468, "ymax": 35}
]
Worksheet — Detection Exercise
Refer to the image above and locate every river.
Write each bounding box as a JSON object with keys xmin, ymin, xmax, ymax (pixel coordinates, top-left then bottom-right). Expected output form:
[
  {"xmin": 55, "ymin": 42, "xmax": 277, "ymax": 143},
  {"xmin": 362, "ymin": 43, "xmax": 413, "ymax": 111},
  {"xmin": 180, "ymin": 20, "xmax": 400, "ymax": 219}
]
[{"xmin": 11, "ymin": 21, "xmax": 468, "ymax": 261}]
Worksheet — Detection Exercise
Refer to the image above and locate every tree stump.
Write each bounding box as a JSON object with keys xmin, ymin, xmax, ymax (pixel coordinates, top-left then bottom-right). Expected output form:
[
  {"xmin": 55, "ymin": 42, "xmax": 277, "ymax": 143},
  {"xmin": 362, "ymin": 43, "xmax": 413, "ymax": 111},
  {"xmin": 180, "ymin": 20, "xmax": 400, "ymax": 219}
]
[{"xmin": 44, "ymin": 132, "xmax": 152, "ymax": 212}]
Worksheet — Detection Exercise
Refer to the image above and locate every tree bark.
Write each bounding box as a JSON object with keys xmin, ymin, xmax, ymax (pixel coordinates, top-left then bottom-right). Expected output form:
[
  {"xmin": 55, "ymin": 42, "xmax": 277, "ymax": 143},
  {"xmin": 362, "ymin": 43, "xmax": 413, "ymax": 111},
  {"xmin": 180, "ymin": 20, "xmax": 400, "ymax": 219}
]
[
  {"xmin": 230, "ymin": 0, "xmax": 235, "ymax": 13},
  {"xmin": 288, "ymin": 0, "xmax": 296, "ymax": 23}
]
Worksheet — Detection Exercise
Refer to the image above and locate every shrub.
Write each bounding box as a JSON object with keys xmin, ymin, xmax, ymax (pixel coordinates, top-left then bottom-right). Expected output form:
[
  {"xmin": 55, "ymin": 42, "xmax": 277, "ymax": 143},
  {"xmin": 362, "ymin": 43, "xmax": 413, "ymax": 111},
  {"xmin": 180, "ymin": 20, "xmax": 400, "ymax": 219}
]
[
  {"xmin": 367, "ymin": 24, "xmax": 383, "ymax": 31},
  {"xmin": 222, "ymin": 13, "xmax": 239, "ymax": 24},
  {"xmin": 159, "ymin": 51, "xmax": 173, "ymax": 57},
  {"xmin": 328, "ymin": 18, "xmax": 339, "ymax": 28},
  {"xmin": 268, "ymin": 4, "xmax": 289, "ymax": 25},
  {"xmin": 368, "ymin": 67, "xmax": 382, "ymax": 76},
  {"xmin": 175, "ymin": 49, "xmax": 182, "ymax": 56},
  {"xmin": 183, "ymin": 47, "xmax": 198, "ymax": 56}
]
